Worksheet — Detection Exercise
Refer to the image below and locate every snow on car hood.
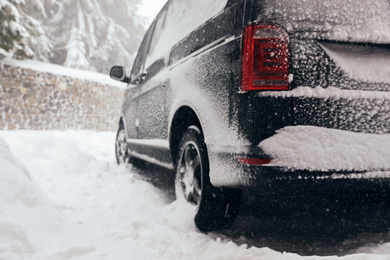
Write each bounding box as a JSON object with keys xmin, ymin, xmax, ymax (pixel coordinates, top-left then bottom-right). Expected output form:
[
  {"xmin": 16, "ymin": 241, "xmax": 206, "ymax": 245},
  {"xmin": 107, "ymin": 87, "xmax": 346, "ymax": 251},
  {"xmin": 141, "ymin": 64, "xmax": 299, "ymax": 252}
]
[
  {"xmin": 259, "ymin": 0, "xmax": 390, "ymax": 44},
  {"xmin": 259, "ymin": 125, "xmax": 390, "ymax": 173}
]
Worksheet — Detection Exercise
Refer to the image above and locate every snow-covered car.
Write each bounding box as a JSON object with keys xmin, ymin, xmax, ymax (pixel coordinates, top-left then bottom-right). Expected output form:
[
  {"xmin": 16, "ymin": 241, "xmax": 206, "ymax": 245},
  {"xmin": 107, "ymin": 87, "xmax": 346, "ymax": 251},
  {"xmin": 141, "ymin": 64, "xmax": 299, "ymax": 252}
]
[{"xmin": 110, "ymin": 0, "xmax": 390, "ymax": 231}]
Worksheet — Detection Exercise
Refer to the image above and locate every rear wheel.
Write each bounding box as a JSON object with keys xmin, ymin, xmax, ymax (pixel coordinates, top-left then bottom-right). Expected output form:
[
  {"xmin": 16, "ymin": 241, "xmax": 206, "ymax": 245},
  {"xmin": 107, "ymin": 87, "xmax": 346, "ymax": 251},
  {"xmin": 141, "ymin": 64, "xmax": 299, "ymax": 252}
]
[
  {"xmin": 115, "ymin": 124, "xmax": 131, "ymax": 165},
  {"xmin": 175, "ymin": 126, "xmax": 241, "ymax": 232}
]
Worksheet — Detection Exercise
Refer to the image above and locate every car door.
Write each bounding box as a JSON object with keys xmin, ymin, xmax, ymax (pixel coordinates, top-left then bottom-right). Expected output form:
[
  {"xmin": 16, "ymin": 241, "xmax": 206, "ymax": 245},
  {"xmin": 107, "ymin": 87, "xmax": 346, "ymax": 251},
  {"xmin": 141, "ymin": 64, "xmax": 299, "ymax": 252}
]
[
  {"xmin": 124, "ymin": 22, "xmax": 155, "ymax": 139},
  {"xmin": 137, "ymin": 7, "xmax": 170, "ymax": 141}
]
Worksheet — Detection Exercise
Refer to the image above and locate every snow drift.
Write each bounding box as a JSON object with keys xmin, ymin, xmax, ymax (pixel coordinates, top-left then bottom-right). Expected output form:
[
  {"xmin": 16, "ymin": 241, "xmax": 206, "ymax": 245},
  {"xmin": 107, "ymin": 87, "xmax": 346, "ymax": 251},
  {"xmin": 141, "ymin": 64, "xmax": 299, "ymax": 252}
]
[
  {"xmin": 0, "ymin": 136, "xmax": 93, "ymax": 260},
  {"xmin": 2, "ymin": 130, "xmax": 390, "ymax": 259}
]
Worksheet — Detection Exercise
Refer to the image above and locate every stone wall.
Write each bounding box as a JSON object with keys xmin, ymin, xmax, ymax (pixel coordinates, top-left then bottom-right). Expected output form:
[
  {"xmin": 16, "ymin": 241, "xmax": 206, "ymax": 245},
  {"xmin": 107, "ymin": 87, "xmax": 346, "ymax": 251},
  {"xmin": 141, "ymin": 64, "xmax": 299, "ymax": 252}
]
[{"xmin": 0, "ymin": 62, "xmax": 124, "ymax": 131}]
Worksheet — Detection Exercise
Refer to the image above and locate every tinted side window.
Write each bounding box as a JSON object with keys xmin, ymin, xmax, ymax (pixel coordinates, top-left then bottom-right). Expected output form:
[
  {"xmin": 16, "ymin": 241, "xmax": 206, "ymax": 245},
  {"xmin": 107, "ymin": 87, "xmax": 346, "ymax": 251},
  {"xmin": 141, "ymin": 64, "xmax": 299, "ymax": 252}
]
[
  {"xmin": 145, "ymin": 0, "xmax": 228, "ymax": 65},
  {"xmin": 131, "ymin": 23, "xmax": 155, "ymax": 79},
  {"xmin": 145, "ymin": 8, "xmax": 168, "ymax": 68}
]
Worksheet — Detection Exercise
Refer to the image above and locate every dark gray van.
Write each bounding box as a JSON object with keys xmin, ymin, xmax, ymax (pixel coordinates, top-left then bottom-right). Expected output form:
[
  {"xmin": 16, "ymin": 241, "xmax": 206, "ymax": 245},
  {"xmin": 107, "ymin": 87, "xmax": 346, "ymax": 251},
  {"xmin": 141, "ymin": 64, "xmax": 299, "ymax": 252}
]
[{"xmin": 111, "ymin": 0, "xmax": 390, "ymax": 231}]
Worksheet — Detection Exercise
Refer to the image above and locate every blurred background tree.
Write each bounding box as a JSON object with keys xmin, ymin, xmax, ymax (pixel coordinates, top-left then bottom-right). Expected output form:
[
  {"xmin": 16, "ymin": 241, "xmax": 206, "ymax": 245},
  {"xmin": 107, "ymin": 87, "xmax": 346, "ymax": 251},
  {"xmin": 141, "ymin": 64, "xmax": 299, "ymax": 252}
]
[
  {"xmin": 0, "ymin": 0, "xmax": 33, "ymax": 59},
  {"xmin": 0, "ymin": 0, "xmax": 145, "ymax": 73}
]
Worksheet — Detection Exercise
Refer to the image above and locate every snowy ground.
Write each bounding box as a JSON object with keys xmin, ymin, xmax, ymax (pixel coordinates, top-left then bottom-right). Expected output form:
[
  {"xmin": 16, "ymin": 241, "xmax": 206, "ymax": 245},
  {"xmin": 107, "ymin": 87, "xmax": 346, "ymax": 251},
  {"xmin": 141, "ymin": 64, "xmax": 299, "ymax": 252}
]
[{"xmin": 1, "ymin": 130, "xmax": 390, "ymax": 259}]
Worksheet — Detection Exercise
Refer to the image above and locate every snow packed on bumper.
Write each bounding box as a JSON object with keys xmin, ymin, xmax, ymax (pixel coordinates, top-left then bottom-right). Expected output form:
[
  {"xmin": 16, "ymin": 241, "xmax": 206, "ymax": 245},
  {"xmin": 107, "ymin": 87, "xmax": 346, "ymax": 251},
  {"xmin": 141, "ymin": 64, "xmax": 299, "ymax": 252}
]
[{"xmin": 259, "ymin": 125, "xmax": 390, "ymax": 173}]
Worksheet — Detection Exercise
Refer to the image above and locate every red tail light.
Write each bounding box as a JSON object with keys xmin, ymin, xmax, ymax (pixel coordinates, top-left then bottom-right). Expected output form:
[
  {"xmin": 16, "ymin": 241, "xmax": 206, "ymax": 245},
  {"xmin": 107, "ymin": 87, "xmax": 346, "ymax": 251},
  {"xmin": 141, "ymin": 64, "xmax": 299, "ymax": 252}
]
[
  {"xmin": 241, "ymin": 24, "xmax": 290, "ymax": 91},
  {"xmin": 238, "ymin": 158, "xmax": 273, "ymax": 166}
]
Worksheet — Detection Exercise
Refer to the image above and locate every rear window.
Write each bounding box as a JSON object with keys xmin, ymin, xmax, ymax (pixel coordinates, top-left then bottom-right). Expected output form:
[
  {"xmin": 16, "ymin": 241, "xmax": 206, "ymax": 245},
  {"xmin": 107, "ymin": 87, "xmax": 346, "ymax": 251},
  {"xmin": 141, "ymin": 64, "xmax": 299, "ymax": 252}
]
[{"xmin": 257, "ymin": 0, "xmax": 390, "ymax": 43}]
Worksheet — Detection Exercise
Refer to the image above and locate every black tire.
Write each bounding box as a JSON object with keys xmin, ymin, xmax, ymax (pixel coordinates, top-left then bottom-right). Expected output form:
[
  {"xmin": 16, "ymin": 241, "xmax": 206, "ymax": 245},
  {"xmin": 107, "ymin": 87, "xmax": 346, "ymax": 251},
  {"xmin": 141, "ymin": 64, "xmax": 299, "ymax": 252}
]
[
  {"xmin": 175, "ymin": 126, "xmax": 241, "ymax": 232},
  {"xmin": 115, "ymin": 124, "xmax": 131, "ymax": 165}
]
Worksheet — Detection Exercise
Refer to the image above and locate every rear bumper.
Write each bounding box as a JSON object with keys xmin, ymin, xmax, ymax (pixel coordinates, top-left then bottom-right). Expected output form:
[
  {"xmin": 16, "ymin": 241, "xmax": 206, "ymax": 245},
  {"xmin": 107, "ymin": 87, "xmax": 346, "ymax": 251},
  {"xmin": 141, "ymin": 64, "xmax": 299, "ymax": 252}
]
[
  {"xmin": 208, "ymin": 125, "xmax": 390, "ymax": 192},
  {"xmin": 240, "ymin": 166, "xmax": 390, "ymax": 193},
  {"xmin": 210, "ymin": 152, "xmax": 390, "ymax": 194},
  {"xmin": 211, "ymin": 86, "xmax": 390, "ymax": 191}
]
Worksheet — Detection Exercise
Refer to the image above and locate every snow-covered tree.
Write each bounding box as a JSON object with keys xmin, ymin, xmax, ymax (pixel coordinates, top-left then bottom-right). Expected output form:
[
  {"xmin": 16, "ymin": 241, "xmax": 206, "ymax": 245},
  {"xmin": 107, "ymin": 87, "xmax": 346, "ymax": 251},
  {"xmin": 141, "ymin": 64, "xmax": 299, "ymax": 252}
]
[
  {"xmin": 60, "ymin": 0, "xmax": 143, "ymax": 72},
  {"xmin": 1, "ymin": 0, "xmax": 145, "ymax": 72},
  {"xmin": 0, "ymin": 0, "xmax": 32, "ymax": 59},
  {"xmin": 64, "ymin": 25, "xmax": 90, "ymax": 70},
  {"xmin": 19, "ymin": 0, "xmax": 52, "ymax": 63},
  {"xmin": 8, "ymin": 0, "xmax": 145, "ymax": 73}
]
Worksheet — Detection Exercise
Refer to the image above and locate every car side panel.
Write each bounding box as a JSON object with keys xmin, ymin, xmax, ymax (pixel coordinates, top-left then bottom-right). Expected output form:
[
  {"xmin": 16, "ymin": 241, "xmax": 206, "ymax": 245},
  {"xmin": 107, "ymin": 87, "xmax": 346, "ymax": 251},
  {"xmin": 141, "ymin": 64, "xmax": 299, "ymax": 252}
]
[
  {"xmin": 168, "ymin": 5, "xmax": 247, "ymax": 186},
  {"xmin": 122, "ymin": 85, "xmax": 141, "ymax": 139},
  {"xmin": 127, "ymin": 2, "xmax": 244, "ymax": 166},
  {"xmin": 137, "ymin": 70, "xmax": 169, "ymax": 140}
]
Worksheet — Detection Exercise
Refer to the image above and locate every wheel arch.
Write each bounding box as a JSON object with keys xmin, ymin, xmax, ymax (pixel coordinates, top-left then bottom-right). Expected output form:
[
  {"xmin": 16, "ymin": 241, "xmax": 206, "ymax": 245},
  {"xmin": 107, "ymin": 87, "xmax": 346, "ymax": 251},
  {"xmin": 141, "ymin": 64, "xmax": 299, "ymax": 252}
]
[
  {"xmin": 171, "ymin": 107, "xmax": 242, "ymax": 232},
  {"xmin": 118, "ymin": 117, "xmax": 124, "ymax": 128},
  {"xmin": 117, "ymin": 115, "xmax": 128, "ymax": 138},
  {"xmin": 169, "ymin": 106, "xmax": 203, "ymax": 165}
]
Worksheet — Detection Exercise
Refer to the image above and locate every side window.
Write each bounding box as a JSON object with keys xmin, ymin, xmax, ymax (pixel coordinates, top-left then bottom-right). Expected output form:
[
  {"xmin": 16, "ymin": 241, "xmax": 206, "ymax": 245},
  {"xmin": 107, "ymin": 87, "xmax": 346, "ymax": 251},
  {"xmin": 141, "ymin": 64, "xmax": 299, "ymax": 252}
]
[
  {"xmin": 144, "ymin": 0, "xmax": 228, "ymax": 67},
  {"xmin": 163, "ymin": 0, "xmax": 228, "ymax": 45},
  {"xmin": 131, "ymin": 23, "xmax": 155, "ymax": 79},
  {"xmin": 145, "ymin": 8, "xmax": 168, "ymax": 68},
  {"xmin": 226, "ymin": 0, "xmax": 240, "ymax": 6}
]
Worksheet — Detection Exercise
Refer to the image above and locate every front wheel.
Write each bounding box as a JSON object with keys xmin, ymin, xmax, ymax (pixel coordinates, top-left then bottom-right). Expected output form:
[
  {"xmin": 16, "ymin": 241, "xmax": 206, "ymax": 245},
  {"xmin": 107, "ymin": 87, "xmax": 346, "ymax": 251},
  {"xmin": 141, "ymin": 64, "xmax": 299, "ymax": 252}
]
[
  {"xmin": 175, "ymin": 126, "xmax": 241, "ymax": 232},
  {"xmin": 115, "ymin": 124, "xmax": 131, "ymax": 165}
]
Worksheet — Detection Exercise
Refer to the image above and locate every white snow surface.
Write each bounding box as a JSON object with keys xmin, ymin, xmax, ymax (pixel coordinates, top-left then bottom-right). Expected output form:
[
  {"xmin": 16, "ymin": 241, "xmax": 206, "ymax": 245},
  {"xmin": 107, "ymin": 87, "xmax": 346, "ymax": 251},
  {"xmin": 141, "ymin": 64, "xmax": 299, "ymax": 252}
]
[
  {"xmin": 2, "ymin": 130, "xmax": 390, "ymax": 259},
  {"xmin": 259, "ymin": 126, "xmax": 390, "ymax": 172},
  {"xmin": 1, "ymin": 58, "xmax": 127, "ymax": 88}
]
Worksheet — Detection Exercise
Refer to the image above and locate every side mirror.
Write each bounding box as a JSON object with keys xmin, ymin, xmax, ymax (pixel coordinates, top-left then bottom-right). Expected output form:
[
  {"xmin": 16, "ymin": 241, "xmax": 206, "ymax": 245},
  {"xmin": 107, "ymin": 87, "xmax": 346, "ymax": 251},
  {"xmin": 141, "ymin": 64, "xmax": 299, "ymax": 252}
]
[{"xmin": 110, "ymin": 66, "xmax": 131, "ymax": 83}]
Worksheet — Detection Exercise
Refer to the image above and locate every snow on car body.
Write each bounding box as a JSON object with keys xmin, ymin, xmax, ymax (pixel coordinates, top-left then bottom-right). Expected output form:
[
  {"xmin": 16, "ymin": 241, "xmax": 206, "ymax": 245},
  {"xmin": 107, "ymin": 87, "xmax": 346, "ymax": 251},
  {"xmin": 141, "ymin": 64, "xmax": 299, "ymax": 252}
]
[{"xmin": 110, "ymin": 0, "xmax": 390, "ymax": 231}]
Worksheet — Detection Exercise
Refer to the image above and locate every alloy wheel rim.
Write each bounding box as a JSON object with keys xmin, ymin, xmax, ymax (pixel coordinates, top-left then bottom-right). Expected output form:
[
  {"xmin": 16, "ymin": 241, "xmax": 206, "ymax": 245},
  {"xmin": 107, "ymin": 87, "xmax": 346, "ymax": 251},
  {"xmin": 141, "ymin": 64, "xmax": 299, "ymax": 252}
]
[
  {"xmin": 178, "ymin": 143, "xmax": 202, "ymax": 205},
  {"xmin": 116, "ymin": 130, "xmax": 127, "ymax": 163}
]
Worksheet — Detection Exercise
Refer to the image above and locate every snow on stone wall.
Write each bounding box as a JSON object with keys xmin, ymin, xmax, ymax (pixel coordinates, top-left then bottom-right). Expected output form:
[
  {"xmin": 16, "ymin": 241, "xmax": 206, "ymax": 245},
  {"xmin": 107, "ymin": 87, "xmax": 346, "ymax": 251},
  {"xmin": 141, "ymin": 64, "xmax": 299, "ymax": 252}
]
[{"xmin": 0, "ymin": 62, "xmax": 124, "ymax": 131}]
